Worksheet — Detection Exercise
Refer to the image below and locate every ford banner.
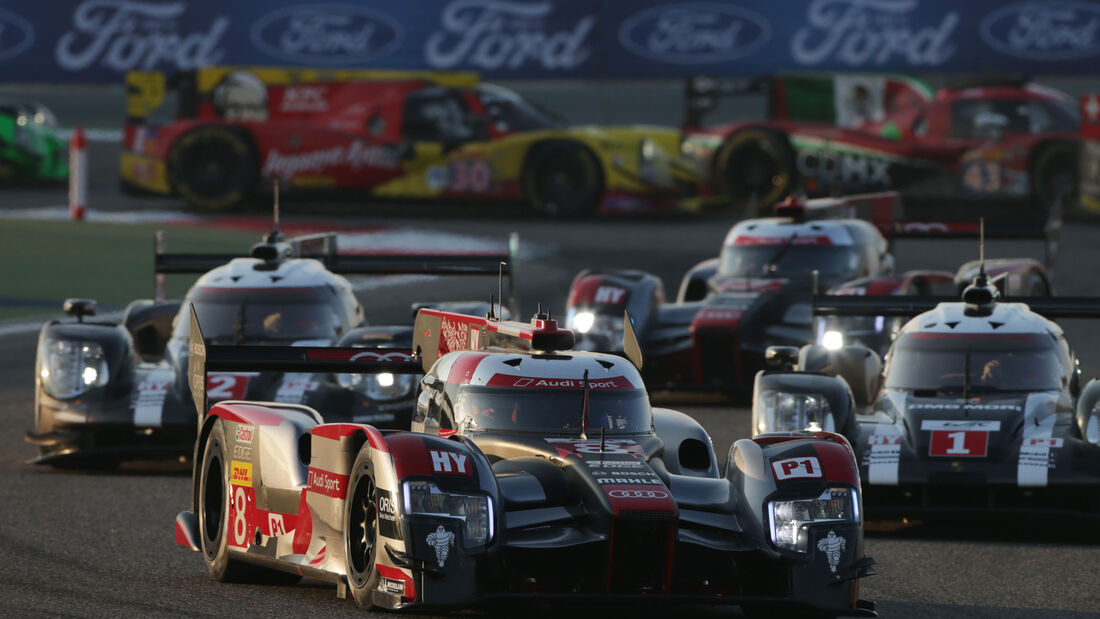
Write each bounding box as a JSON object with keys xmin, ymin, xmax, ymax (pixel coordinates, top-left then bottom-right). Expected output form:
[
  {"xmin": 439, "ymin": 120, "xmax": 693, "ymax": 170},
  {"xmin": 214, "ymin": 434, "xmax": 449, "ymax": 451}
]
[{"xmin": 0, "ymin": 0, "xmax": 1098, "ymax": 83}]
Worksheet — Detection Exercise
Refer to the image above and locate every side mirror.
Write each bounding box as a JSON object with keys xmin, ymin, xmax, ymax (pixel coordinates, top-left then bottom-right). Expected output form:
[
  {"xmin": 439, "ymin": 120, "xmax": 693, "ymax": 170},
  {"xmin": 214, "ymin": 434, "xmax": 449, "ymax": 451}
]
[
  {"xmin": 63, "ymin": 298, "xmax": 97, "ymax": 322},
  {"xmin": 765, "ymin": 346, "xmax": 799, "ymax": 371}
]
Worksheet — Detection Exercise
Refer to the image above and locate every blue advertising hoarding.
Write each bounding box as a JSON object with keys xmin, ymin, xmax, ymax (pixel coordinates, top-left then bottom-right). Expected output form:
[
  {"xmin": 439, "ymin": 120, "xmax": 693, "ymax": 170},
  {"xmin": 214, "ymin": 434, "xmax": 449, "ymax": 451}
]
[{"xmin": 0, "ymin": 1, "xmax": 1099, "ymax": 83}]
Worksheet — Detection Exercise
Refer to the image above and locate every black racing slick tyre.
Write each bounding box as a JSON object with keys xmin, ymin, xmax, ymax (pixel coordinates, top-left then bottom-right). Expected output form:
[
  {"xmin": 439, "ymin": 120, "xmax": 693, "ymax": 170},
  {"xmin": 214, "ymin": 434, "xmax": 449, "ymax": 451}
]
[
  {"xmin": 523, "ymin": 141, "xmax": 604, "ymax": 217},
  {"xmin": 1032, "ymin": 141, "xmax": 1080, "ymax": 220},
  {"xmin": 344, "ymin": 447, "xmax": 381, "ymax": 608},
  {"xmin": 169, "ymin": 126, "xmax": 257, "ymax": 211},
  {"xmin": 714, "ymin": 128, "xmax": 795, "ymax": 216}
]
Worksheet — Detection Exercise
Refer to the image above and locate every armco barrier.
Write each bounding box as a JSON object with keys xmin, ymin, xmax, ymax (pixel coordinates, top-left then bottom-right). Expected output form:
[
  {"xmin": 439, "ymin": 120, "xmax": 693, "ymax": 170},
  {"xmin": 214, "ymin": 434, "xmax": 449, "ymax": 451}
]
[{"xmin": 1, "ymin": 1, "xmax": 1099, "ymax": 83}]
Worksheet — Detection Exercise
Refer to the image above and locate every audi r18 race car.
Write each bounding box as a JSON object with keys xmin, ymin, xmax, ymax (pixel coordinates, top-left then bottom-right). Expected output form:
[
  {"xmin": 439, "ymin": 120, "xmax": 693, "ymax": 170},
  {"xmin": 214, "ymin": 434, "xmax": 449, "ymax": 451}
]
[
  {"xmin": 120, "ymin": 67, "xmax": 696, "ymax": 216},
  {"xmin": 0, "ymin": 98, "xmax": 67, "ymax": 182},
  {"xmin": 751, "ymin": 271, "xmax": 1100, "ymax": 518},
  {"xmin": 27, "ymin": 228, "xmax": 514, "ymax": 466},
  {"xmin": 682, "ymin": 73, "xmax": 1080, "ymax": 220},
  {"xmin": 173, "ymin": 305, "xmax": 875, "ymax": 614},
  {"xmin": 565, "ymin": 192, "xmax": 1053, "ymax": 395}
]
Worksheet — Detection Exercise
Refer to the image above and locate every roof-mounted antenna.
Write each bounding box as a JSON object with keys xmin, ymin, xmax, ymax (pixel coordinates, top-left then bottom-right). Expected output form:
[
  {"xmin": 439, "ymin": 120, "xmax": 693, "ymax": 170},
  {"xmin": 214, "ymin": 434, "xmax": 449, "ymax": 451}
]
[
  {"xmin": 962, "ymin": 218, "xmax": 996, "ymax": 315},
  {"xmin": 487, "ymin": 293, "xmax": 497, "ymax": 321},
  {"xmin": 579, "ymin": 368, "xmax": 590, "ymax": 440},
  {"xmin": 497, "ymin": 261, "xmax": 506, "ymax": 321},
  {"xmin": 265, "ymin": 180, "xmax": 282, "ymax": 243}
]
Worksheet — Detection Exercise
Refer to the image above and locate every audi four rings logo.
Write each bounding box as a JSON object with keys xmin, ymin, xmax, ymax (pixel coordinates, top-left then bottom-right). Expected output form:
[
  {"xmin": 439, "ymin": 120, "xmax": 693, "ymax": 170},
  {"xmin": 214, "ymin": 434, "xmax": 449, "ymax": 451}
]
[
  {"xmin": 608, "ymin": 489, "xmax": 669, "ymax": 499},
  {"xmin": 349, "ymin": 351, "xmax": 410, "ymax": 361}
]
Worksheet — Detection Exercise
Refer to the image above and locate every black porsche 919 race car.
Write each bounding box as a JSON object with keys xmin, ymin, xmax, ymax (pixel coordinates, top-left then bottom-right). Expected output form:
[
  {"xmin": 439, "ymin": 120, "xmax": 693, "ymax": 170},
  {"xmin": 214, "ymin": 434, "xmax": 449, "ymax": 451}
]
[
  {"xmin": 27, "ymin": 229, "xmax": 514, "ymax": 466},
  {"xmin": 564, "ymin": 192, "xmax": 1054, "ymax": 394},
  {"xmin": 752, "ymin": 271, "xmax": 1100, "ymax": 518},
  {"xmin": 173, "ymin": 306, "xmax": 876, "ymax": 614}
]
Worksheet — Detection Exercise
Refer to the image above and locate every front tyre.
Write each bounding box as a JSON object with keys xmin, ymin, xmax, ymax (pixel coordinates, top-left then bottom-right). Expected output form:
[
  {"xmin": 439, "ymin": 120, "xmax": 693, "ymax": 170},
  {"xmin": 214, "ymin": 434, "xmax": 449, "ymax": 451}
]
[
  {"xmin": 523, "ymin": 141, "xmax": 604, "ymax": 217},
  {"xmin": 344, "ymin": 448, "xmax": 381, "ymax": 608},
  {"xmin": 168, "ymin": 126, "xmax": 257, "ymax": 211}
]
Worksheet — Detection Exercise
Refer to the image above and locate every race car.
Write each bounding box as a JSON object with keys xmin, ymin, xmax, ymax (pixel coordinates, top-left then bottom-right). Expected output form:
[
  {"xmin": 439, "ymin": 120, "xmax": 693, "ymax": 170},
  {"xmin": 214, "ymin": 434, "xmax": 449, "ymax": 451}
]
[
  {"xmin": 120, "ymin": 67, "xmax": 697, "ymax": 216},
  {"xmin": 0, "ymin": 98, "xmax": 67, "ymax": 182},
  {"xmin": 682, "ymin": 74, "xmax": 1080, "ymax": 220},
  {"xmin": 173, "ymin": 304, "xmax": 876, "ymax": 614},
  {"xmin": 565, "ymin": 192, "xmax": 1053, "ymax": 394},
  {"xmin": 752, "ymin": 270, "xmax": 1100, "ymax": 518},
  {"xmin": 27, "ymin": 227, "xmax": 515, "ymax": 466}
]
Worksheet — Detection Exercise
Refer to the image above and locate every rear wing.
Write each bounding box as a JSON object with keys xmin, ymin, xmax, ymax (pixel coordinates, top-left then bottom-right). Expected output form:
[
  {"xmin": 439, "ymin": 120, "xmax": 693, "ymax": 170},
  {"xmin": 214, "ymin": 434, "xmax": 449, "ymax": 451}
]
[
  {"xmin": 812, "ymin": 294, "xmax": 1100, "ymax": 319},
  {"xmin": 188, "ymin": 306, "xmax": 420, "ymax": 419},
  {"xmin": 153, "ymin": 231, "xmax": 520, "ymax": 311},
  {"xmin": 126, "ymin": 66, "xmax": 479, "ymax": 123}
]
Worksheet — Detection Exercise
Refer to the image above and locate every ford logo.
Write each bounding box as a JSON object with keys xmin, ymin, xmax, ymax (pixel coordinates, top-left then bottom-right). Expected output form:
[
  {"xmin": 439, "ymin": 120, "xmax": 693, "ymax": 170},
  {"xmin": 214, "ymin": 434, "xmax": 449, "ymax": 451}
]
[
  {"xmin": 250, "ymin": 3, "xmax": 403, "ymax": 65},
  {"xmin": 618, "ymin": 2, "xmax": 771, "ymax": 64},
  {"xmin": 981, "ymin": 1, "xmax": 1100, "ymax": 61},
  {"xmin": 0, "ymin": 8, "xmax": 34, "ymax": 62}
]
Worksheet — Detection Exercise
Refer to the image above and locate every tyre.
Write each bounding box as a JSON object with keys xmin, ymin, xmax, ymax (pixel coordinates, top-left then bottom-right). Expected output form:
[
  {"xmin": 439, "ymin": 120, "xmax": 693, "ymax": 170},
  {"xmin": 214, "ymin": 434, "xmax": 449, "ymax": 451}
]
[
  {"xmin": 523, "ymin": 141, "xmax": 604, "ymax": 217},
  {"xmin": 344, "ymin": 447, "xmax": 381, "ymax": 608},
  {"xmin": 714, "ymin": 128, "xmax": 795, "ymax": 216},
  {"xmin": 1032, "ymin": 141, "xmax": 1079, "ymax": 220},
  {"xmin": 168, "ymin": 126, "xmax": 257, "ymax": 211}
]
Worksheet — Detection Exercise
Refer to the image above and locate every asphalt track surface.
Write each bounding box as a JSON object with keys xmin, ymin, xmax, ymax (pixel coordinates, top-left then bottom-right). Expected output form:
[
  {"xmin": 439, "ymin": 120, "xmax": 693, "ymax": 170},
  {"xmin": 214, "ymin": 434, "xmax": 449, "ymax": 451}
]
[{"xmin": 2, "ymin": 82, "xmax": 1100, "ymax": 618}]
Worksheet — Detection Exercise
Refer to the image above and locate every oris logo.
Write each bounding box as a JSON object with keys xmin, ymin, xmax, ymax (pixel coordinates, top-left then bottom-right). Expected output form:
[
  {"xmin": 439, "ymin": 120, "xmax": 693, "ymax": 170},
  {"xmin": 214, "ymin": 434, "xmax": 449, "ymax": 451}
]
[
  {"xmin": 981, "ymin": 2, "xmax": 1100, "ymax": 61},
  {"xmin": 608, "ymin": 489, "xmax": 669, "ymax": 499},
  {"xmin": 618, "ymin": 3, "xmax": 771, "ymax": 64},
  {"xmin": 251, "ymin": 4, "xmax": 403, "ymax": 65},
  {"xmin": 0, "ymin": 8, "xmax": 34, "ymax": 62}
]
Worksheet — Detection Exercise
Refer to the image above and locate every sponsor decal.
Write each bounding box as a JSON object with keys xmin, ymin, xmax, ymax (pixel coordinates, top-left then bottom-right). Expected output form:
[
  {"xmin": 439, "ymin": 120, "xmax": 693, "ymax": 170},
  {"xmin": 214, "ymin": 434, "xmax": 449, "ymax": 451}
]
[
  {"xmin": 377, "ymin": 490, "xmax": 399, "ymax": 538},
  {"xmin": 928, "ymin": 430, "xmax": 989, "ymax": 457},
  {"xmin": 733, "ymin": 234, "xmax": 834, "ymax": 246},
  {"xmin": 348, "ymin": 350, "xmax": 411, "ymax": 362},
  {"xmin": 817, "ymin": 530, "xmax": 846, "ymax": 573},
  {"xmin": 587, "ymin": 460, "xmax": 643, "ymax": 468},
  {"xmin": 268, "ymin": 513, "xmax": 287, "ymax": 537},
  {"xmin": 230, "ymin": 460, "xmax": 253, "ymax": 488},
  {"xmin": 920, "ymin": 420, "xmax": 1003, "ymax": 430},
  {"xmin": 607, "ymin": 488, "xmax": 669, "ymax": 499},
  {"xmin": 597, "ymin": 475, "xmax": 663, "ymax": 485},
  {"xmin": 487, "ymin": 375, "xmax": 633, "ymax": 390},
  {"xmin": 695, "ymin": 308, "xmax": 744, "ymax": 321},
  {"xmin": 279, "ymin": 85, "xmax": 328, "ymax": 113},
  {"xmin": 439, "ymin": 316, "xmax": 471, "ymax": 355},
  {"xmin": 429, "ymin": 449, "xmax": 471, "ymax": 475},
  {"xmin": 618, "ymin": 2, "xmax": 771, "ymax": 64},
  {"xmin": 0, "ymin": 8, "xmax": 34, "ymax": 62},
  {"xmin": 232, "ymin": 445, "xmax": 252, "ymax": 460},
  {"xmin": 427, "ymin": 165, "xmax": 449, "ymax": 189},
  {"xmin": 962, "ymin": 161, "xmax": 1003, "ymax": 193},
  {"xmin": 796, "ymin": 149, "xmax": 891, "ymax": 186},
  {"xmin": 1023, "ymin": 437, "xmax": 1064, "ymax": 448},
  {"xmin": 447, "ymin": 158, "xmax": 493, "ymax": 193},
  {"xmin": 867, "ymin": 434, "xmax": 902, "ymax": 446},
  {"xmin": 593, "ymin": 285, "xmax": 627, "ymax": 304},
  {"xmin": 545, "ymin": 438, "xmax": 643, "ymax": 456},
  {"xmin": 230, "ymin": 485, "xmax": 250, "ymax": 547},
  {"xmin": 425, "ymin": 0, "xmax": 596, "ymax": 71},
  {"xmin": 207, "ymin": 373, "xmax": 251, "ymax": 401},
  {"xmin": 426, "ymin": 524, "xmax": 455, "ymax": 567},
  {"xmin": 772, "ymin": 456, "xmax": 823, "ymax": 480},
  {"xmin": 235, "ymin": 424, "xmax": 255, "ymax": 445},
  {"xmin": 307, "ymin": 468, "xmax": 348, "ymax": 497},
  {"xmin": 791, "ymin": 0, "xmax": 959, "ymax": 67},
  {"xmin": 56, "ymin": 0, "xmax": 229, "ymax": 71},
  {"xmin": 981, "ymin": 2, "xmax": 1100, "ymax": 61},
  {"xmin": 382, "ymin": 576, "xmax": 405, "ymax": 595},
  {"xmin": 251, "ymin": 3, "xmax": 404, "ymax": 65},
  {"xmin": 262, "ymin": 142, "xmax": 398, "ymax": 178}
]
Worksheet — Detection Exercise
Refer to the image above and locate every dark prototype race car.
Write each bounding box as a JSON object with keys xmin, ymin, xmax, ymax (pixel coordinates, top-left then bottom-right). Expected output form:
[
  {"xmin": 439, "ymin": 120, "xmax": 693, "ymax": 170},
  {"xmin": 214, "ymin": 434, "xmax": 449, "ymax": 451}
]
[
  {"xmin": 752, "ymin": 271, "xmax": 1100, "ymax": 518},
  {"xmin": 682, "ymin": 74, "xmax": 1080, "ymax": 220},
  {"xmin": 174, "ymin": 306, "xmax": 876, "ymax": 614},
  {"xmin": 565, "ymin": 192, "xmax": 1053, "ymax": 395},
  {"xmin": 28, "ymin": 229, "xmax": 514, "ymax": 466}
]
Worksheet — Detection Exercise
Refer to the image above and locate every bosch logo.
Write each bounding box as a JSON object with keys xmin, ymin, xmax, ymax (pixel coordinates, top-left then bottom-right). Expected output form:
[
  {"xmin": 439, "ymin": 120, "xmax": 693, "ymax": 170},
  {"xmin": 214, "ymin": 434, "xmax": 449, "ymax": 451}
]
[
  {"xmin": 0, "ymin": 8, "xmax": 34, "ymax": 62},
  {"xmin": 618, "ymin": 2, "xmax": 771, "ymax": 64},
  {"xmin": 981, "ymin": 2, "xmax": 1100, "ymax": 61},
  {"xmin": 608, "ymin": 489, "xmax": 669, "ymax": 499},
  {"xmin": 350, "ymin": 351, "xmax": 410, "ymax": 362},
  {"xmin": 251, "ymin": 3, "xmax": 404, "ymax": 65}
]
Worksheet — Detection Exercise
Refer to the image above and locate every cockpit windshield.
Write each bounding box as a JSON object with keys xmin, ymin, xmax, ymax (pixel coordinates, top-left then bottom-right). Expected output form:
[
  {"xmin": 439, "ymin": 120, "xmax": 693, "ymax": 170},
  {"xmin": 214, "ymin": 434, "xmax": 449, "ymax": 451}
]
[
  {"xmin": 172, "ymin": 287, "xmax": 343, "ymax": 344},
  {"xmin": 454, "ymin": 386, "xmax": 651, "ymax": 434},
  {"xmin": 719, "ymin": 243, "xmax": 864, "ymax": 281},
  {"xmin": 476, "ymin": 84, "xmax": 559, "ymax": 132},
  {"xmin": 884, "ymin": 332, "xmax": 1066, "ymax": 393}
]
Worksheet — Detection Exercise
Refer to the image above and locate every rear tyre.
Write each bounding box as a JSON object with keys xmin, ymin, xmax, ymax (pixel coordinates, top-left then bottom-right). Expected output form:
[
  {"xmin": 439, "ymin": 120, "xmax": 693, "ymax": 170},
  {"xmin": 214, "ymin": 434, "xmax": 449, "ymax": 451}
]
[
  {"xmin": 715, "ymin": 128, "xmax": 794, "ymax": 216},
  {"xmin": 523, "ymin": 141, "xmax": 604, "ymax": 217},
  {"xmin": 344, "ymin": 448, "xmax": 381, "ymax": 608},
  {"xmin": 169, "ymin": 126, "xmax": 257, "ymax": 211}
]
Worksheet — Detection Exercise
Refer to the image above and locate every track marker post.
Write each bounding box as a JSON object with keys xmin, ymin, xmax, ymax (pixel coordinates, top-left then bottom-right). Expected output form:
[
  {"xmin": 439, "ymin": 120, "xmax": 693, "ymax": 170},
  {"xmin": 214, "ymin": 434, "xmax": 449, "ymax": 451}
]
[{"xmin": 68, "ymin": 125, "xmax": 88, "ymax": 221}]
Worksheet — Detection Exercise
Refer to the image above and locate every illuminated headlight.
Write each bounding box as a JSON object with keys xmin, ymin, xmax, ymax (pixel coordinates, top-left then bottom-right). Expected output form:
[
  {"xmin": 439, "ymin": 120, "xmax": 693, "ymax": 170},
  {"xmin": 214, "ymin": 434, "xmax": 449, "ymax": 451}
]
[
  {"xmin": 1086, "ymin": 403, "xmax": 1100, "ymax": 445},
  {"xmin": 39, "ymin": 339, "xmax": 109, "ymax": 399},
  {"xmin": 822, "ymin": 330, "xmax": 844, "ymax": 350},
  {"xmin": 403, "ymin": 480, "xmax": 493, "ymax": 547},
  {"xmin": 337, "ymin": 372, "xmax": 416, "ymax": 401},
  {"xmin": 756, "ymin": 391, "xmax": 834, "ymax": 434},
  {"xmin": 769, "ymin": 487, "xmax": 858, "ymax": 552},
  {"xmin": 638, "ymin": 138, "xmax": 672, "ymax": 186},
  {"xmin": 568, "ymin": 309, "xmax": 625, "ymax": 352},
  {"xmin": 571, "ymin": 311, "xmax": 596, "ymax": 334}
]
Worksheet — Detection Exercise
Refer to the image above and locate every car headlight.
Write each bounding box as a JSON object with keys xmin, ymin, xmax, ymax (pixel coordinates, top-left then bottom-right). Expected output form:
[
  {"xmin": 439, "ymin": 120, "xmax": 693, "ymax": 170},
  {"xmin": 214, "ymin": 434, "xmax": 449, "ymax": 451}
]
[
  {"xmin": 568, "ymin": 309, "xmax": 625, "ymax": 352},
  {"xmin": 756, "ymin": 391, "xmax": 834, "ymax": 434},
  {"xmin": 638, "ymin": 138, "xmax": 672, "ymax": 186},
  {"xmin": 403, "ymin": 480, "xmax": 493, "ymax": 547},
  {"xmin": 337, "ymin": 372, "xmax": 417, "ymax": 401},
  {"xmin": 822, "ymin": 330, "xmax": 844, "ymax": 350},
  {"xmin": 1086, "ymin": 402, "xmax": 1100, "ymax": 445},
  {"xmin": 38, "ymin": 339, "xmax": 109, "ymax": 399},
  {"xmin": 769, "ymin": 487, "xmax": 858, "ymax": 553},
  {"xmin": 571, "ymin": 311, "xmax": 596, "ymax": 334}
]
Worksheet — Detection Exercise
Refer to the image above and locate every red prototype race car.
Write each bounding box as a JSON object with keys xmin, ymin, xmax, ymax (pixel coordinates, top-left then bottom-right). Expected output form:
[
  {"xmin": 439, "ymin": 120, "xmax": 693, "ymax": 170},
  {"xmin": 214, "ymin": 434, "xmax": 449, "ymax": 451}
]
[{"xmin": 682, "ymin": 74, "xmax": 1080, "ymax": 221}]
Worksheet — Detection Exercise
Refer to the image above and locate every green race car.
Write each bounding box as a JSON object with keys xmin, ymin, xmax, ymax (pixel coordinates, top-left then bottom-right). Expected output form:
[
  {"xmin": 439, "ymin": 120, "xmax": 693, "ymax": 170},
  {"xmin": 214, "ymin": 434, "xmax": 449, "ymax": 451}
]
[{"xmin": 0, "ymin": 99, "xmax": 67, "ymax": 182}]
